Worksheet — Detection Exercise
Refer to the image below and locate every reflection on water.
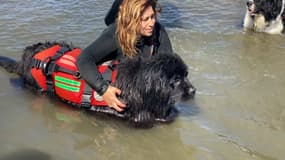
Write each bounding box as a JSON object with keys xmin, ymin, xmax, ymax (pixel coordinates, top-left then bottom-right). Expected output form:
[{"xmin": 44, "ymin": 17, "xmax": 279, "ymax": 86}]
[{"xmin": 0, "ymin": 0, "xmax": 285, "ymax": 160}]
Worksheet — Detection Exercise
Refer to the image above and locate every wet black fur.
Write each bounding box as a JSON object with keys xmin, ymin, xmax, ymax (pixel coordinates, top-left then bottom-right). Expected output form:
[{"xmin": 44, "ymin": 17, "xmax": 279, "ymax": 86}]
[
  {"xmin": 0, "ymin": 41, "xmax": 195, "ymax": 128},
  {"xmin": 115, "ymin": 53, "xmax": 195, "ymax": 126}
]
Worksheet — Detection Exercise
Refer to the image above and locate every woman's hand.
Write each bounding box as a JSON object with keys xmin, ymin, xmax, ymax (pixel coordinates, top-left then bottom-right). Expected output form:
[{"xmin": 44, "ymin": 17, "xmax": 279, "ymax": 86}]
[{"xmin": 102, "ymin": 85, "xmax": 126, "ymax": 112}]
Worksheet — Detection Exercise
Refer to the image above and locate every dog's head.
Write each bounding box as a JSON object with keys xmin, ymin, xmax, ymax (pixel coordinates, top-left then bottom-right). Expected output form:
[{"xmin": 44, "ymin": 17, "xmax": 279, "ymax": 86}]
[
  {"xmin": 136, "ymin": 53, "xmax": 195, "ymax": 125},
  {"xmin": 244, "ymin": 0, "xmax": 285, "ymax": 33},
  {"xmin": 116, "ymin": 53, "xmax": 196, "ymax": 128},
  {"xmin": 246, "ymin": 0, "xmax": 284, "ymax": 21},
  {"xmin": 152, "ymin": 53, "xmax": 196, "ymax": 100}
]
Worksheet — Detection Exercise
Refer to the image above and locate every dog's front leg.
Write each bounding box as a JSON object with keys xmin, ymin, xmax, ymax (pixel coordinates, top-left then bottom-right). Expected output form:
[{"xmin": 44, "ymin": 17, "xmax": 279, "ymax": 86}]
[
  {"xmin": 253, "ymin": 14, "xmax": 267, "ymax": 32},
  {"xmin": 243, "ymin": 10, "xmax": 254, "ymax": 30}
]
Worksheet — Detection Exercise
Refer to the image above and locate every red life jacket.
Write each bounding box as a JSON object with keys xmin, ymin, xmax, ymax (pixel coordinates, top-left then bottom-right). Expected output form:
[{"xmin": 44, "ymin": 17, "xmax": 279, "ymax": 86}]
[{"xmin": 30, "ymin": 45, "xmax": 118, "ymax": 108}]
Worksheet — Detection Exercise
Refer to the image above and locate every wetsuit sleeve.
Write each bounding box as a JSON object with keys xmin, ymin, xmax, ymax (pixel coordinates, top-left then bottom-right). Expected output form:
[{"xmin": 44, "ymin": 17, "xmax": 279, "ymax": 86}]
[
  {"xmin": 76, "ymin": 25, "xmax": 118, "ymax": 95},
  {"xmin": 157, "ymin": 24, "xmax": 173, "ymax": 54},
  {"xmin": 104, "ymin": 0, "xmax": 123, "ymax": 26}
]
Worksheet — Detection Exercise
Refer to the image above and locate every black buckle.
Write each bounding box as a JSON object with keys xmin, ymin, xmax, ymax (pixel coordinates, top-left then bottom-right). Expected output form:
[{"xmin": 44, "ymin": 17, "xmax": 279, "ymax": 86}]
[
  {"xmin": 46, "ymin": 79, "xmax": 55, "ymax": 96},
  {"xmin": 41, "ymin": 57, "xmax": 57, "ymax": 77},
  {"xmin": 31, "ymin": 59, "xmax": 42, "ymax": 69},
  {"xmin": 38, "ymin": 57, "xmax": 50, "ymax": 75},
  {"xmin": 81, "ymin": 94, "xmax": 91, "ymax": 109}
]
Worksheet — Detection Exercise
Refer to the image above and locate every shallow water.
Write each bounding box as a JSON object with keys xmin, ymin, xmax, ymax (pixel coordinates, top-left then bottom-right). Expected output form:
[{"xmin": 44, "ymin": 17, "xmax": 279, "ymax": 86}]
[{"xmin": 1, "ymin": 0, "xmax": 285, "ymax": 160}]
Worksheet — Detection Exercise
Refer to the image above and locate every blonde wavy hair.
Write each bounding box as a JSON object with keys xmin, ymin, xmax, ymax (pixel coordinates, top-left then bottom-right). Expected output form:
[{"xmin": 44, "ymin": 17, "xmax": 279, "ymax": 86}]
[{"xmin": 116, "ymin": 0, "xmax": 161, "ymax": 58}]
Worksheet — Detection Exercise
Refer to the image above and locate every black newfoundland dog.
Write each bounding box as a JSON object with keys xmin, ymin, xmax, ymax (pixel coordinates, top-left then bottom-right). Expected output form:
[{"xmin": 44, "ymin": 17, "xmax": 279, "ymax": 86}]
[
  {"xmin": 243, "ymin": 0, "xmax": 285, "ymax": 34},
  {"xmin": 0, "ymin": 41, "xmax": 195, "ymax": 127}
]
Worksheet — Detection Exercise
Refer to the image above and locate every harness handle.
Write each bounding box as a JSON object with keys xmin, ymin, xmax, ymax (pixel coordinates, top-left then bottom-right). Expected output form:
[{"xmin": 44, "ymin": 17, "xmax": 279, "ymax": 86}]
[{"xmin": 41, "ymin": 56, "xmax": 51, "ymax": 76}]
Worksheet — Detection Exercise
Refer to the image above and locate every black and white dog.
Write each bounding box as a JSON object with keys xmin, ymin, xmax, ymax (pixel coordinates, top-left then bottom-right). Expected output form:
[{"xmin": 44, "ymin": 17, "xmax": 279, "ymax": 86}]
[
  {"xmin": 0, "ymin": 41, "xmax": 196, "ymax": 127},
  {"xmin": 243, "ymin": 0, "xmax": 285, "ymax": 34}
]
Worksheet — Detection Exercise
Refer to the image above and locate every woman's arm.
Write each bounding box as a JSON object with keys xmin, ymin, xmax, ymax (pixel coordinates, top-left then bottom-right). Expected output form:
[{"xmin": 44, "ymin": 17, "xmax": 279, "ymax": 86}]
[
  {"xmin": 76, "ymin": 25, "xmax": 118, "ymax": 95},
  {"xmin": 77, "ymin": 24, "xmax": 126, "ymax": 111}
]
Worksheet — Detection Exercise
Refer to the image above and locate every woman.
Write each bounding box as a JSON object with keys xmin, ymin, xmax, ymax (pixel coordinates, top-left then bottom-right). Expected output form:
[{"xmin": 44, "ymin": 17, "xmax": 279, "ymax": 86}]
[{"xmin": 76, "ymin": 0, "xmax": 173, "ymax": 112}]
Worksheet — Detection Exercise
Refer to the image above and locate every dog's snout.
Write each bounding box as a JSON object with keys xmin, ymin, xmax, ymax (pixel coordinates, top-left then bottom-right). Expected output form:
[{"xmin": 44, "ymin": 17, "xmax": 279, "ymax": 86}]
[{"xmin": 181, "ymin": 82, "xmax": 196, "ymax": 100}]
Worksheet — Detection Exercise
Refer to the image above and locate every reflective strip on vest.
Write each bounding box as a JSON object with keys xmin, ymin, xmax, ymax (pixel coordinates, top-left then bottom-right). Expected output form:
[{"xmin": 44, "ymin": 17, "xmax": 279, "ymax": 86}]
[
  {"xmin": 55, "ymin": 81, "xmax": 80, "ymax": 92},
  {"xmin": 54, "ymin": 75, "xmax": 81, "ymax": 92},
  {"xmin": 55, "ymin": 76, "xmax": 81, "ymax": 87}
]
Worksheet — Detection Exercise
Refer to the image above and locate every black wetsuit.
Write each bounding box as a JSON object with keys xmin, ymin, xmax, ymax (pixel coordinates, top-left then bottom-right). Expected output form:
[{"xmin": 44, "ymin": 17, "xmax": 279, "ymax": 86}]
[
  {"xmin": 104, "ymin": 0, "xmax": 123, "ymax": 26},
  {"xmin": 76, "ymin": 22, "xmax": 173, "ymax": 96}
]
